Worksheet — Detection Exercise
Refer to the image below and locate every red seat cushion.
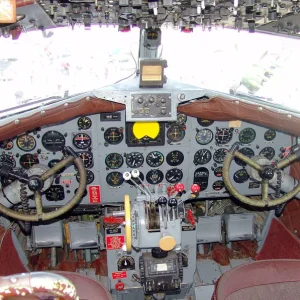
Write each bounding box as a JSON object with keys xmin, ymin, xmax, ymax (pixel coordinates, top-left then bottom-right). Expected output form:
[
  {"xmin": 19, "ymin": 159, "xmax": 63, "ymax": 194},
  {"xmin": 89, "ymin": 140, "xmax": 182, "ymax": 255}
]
[{"xmin": 213, "ymin": 259, "xmax": 300, "ymax": 300}]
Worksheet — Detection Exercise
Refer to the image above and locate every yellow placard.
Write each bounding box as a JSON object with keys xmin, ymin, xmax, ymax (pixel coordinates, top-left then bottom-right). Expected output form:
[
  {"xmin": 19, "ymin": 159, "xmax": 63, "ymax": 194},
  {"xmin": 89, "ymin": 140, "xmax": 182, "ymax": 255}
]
[{"xmin": 229, "ymin": 120, "xmax": 242, "ymax": 128}]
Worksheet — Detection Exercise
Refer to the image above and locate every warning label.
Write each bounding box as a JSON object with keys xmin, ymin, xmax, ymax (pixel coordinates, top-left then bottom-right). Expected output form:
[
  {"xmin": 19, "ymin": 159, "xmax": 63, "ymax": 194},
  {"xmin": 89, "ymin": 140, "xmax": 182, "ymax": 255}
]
[
  {"xmin": 106, "ymin": 236, "xmax": 124, "ymax": 250},
  {"xmin": 88, "ymin": 185, "xmax": 101, "ymax": 203},
  {"xmin": 112, "ymin": 271, "xmax": 127, "ymax": 279}
]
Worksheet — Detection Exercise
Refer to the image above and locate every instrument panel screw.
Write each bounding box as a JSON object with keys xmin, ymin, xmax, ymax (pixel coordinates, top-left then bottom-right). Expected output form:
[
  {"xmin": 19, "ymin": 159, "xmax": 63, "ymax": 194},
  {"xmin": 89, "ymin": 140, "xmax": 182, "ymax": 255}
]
[
  {"xmin": 287, "ymin": 114, "xmax": 292, "ymax": 119},
  {"xmin": 64, "ymin": 103, "xmax": 68, "ymax": 107},
  {"xmin": 258, "ymin": 107, "xmax": 263, "ymax": 111},
  {"xmin": 15, "ymin": 119, "xmax": 20, "ymax": 124},
  {"xmin": 41, "ymin": 110, "xmax": 45, "ymax": 115},
  {"xmin": 86, "ymin": 96, "xmax": 90, "ymax": 100},
  {"xmin": 235, "ymin": 100, "xmax": 239, "ymax": 104},
  {"xmin": 178, "ymin": 94, "xmax": 186, "ymax": 100}
]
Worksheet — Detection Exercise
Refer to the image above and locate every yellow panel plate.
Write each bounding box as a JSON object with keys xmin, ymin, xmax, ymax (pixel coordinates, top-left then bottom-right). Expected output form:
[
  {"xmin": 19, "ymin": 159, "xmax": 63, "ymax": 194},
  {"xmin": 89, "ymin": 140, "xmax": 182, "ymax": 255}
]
[
  {"xmin": 124, "ymin": 194, "xmax": 132, "ymax": 252},
  {"xmin": 133, "ymin": 122, "xmax": 160, "ymax": 140}
]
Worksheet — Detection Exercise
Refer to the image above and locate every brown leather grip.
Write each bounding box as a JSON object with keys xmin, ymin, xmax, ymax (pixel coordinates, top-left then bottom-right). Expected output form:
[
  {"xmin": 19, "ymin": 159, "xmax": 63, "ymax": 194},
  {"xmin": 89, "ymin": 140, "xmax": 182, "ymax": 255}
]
[
  {"xmin": 178, "ymin": 97, "xmax": 300, "ymax": 137},
  {"xmin": 0, "ymin": 97, "xmax": 125, "ymax": 141},
  {"xmin": 16, "ymin": 0, "xmax": 35, "ymax": 7}
]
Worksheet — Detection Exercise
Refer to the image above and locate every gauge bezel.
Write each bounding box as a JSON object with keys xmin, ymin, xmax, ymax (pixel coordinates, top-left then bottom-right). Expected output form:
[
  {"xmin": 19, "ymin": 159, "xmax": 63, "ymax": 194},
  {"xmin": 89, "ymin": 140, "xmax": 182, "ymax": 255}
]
[
  {"xmin": 195, "ymin": 129, "xmax": 213, "ymax": 145},
  {"xmin": 146, "ymin": 169, "xmax": 164, "ymax": 185},
  {"xmin": 213, "ymin": 148, "xmax": 228, "ymax": 163},
  {"xmin": 106, "ymin": 171, "xmax": 124, "ymax": 187},
  {"xmin": 233, "ymin": 169, "xmax": 250, "ymax": 183},
  {"xmin": 42, "ymin": 130, "xmax": 66, "ymax": 152},
  {"xmin": 259, "ymin": 147, "xmax": 275, "ymax": 160},
  {"xmin": 19, "ymin": 154, "xmax": 39, "ymax": 169},
  {"xmin": 0, "ymin": 154, "xmax": 16, "ymax": 168},
  {"xmin": 78, "ymin": 116, "xmax": 92, "ymax": 130},
  {"xmin": 215, "ymin": 128, "xmax": 233, "ymax": 145},
  {"xmin": 166, "ymin": 150, "xmax": 184, "ymax": 166},
  {"xmin": 0, "ymin": 139, "xmax": 13, "ymax": 150},
  {"xmin": 16, "ymin": 134, "xmax": 36, "ymax": 152},
  {"xmin": 166, "ymin": 124, "xmax": 185, "ymax": 143},
  {"xmin": 197, "ymin": 119, "xmax": 214, "ymax": 127},
  {"xmin": 212, "ymin": 180, "xmax": 225, "ymax": 191},
  {"xmin": 77, "ymin": 152, "xmax": 94, "ymax": 169},
  {"xmin": 264, "ymin": 129, "xmax": 276, "ymax": 141},
  {"xmin": 76, "ymin": 169, "xmax": 94, "ymax": 185},
  {"xmin": 234, "ymin": 147, "xmax": 255, "ymax": 166},
  {"xmin": 125, "ymin": 152, "xmax": 144, "ymax": 168},
  {"xmin": 105, "ymin": 153, "xmax": 124, "ymax": 169},
  {"xmin": 165, "ymin": 168, "xmax": 183, "ymax": 183},
  {"xmin": 104, "ymin": 127, "xmax": 124, "ymax": 145},
  {"xmin": 194, "ymin": 149, "xmax": 212, "ymax": 165},
  {"xmin": 45, "ymin": 185, "xmax": 65, "ymax": 201},
  {"xmin": 73, "ymin": 133, "xmax": 92, "ymax": 149},
  {"xmin": 238, "ymin": 128, "xmax": 256, "ymax": 144},
  {"xmin": 146, "ymin": 151, "xmax": 164, "ymax": 167}
]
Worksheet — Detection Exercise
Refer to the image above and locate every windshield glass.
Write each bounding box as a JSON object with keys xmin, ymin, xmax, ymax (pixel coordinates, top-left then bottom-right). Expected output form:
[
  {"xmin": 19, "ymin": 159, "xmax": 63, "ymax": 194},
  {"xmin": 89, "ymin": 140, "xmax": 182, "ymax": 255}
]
[
  {"xmin": 1, "ymin": 26, "xmax": 300, "ymax": 113},
  {"xmin": 0, "ymin": 27, "xmax": 139, "ymax": 110}
]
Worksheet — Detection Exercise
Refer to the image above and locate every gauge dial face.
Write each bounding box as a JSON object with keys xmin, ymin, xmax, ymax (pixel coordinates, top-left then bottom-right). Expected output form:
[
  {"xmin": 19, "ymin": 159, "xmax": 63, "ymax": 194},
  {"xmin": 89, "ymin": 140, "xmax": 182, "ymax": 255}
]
[
  {"xmin": 234, "ymin": 147, "xmax": 255, "ymax": 166},
  {"xmin": 117, "ymin": 256, "xmax": 135, "ymax": 271},
  {"xmin": 146, "ymin": 151, "xmax": 164, "ymax": 167},
  {"xmin": 0, "ymin": 139, "xmax": 13, "ymax": 150},
  {"xmin": 166, "ymin": 168, "xmax": 183, "ymax": 183},
  {"xmin": 76, "ymin": 170, "xmax": 94, "ymax": 185},
  {"xmin": 48, "ymin": 159, "xmax": 65, "ymax": 174},
  {"xmin": 146, "ymin": 169, "xmax": 164, "ymax": 185},
  {"xmin": 239, "ymin": 128, "xmax": 256, "ymax": 144},
  {"xmin": 233, "ymin": 169, "xmax": 249, "ymax": 183},
  {"xmin": 125, "ymin": 152, "xmax": 144, "ymax": 168},
  {"xmin": 264, "ymin": 129, "xmax": 276, "ymax": 141},
  {"xmin": 42, "ymin": 131, "xmax": 66, "ymax": 152},
  {"xmin": 73, "ymin": 133, "xmax": 92, "ymax": 149},
  {"xmin": 166, "ymin": 150, "xmax": 184, "ymax": 166},
  {"xmin": 45, "ymin": 185, "xmax": 65, "ymax": 201},
  {"xmin": 17, "ymin": 134, "xmax": 36, "ymax": 152},
  {"xmin": 78, "ymin": 116, "xmax": 92, "ymax": 130},
  {"xmin": 259, "ymin": 147, "xmax": 275, "ymax": 160},
  {"xmin": 77, "ymin": 152, "xmax": 94, "ymax": 168},
  {"xmin": 105, "ymin": 153, "xmax": 124, "ymax": 169},
  {"xmin": 176, "ymin": 113, "xmax": 187, "ymax": 125},
  {"xmin": 106, "ymin": 171, "xmax": 124, "ymax": 187},
  {"xmin": 197, "ymin": 119, "xmax": 214, "ymax": 127},
  {"xmin": 212, "ymin": 180, "xmax": 225, "ymax": 191},
  {"xmin": 195, "ymin": 129, "xmax": 213, "ymax": 145},
  {"xmin": 74, "ymin": 188, "xmax": 87, "ymax": 198},
  {"xmin": 194, "ymin": 167, "xmax": 209, "ymax": 191},
  {"xmin": 0, "ymin": 154, "xmax": 16, "ymax": 167},
  {"xmin": 215, "ymin": 128, "xmax": 233, "ymax": 144},
  {"xmin": 127, "ymin": 172, "xmax": 145, "ymax": 186},
  {"xmin": 213, "ymin": 148, "xmax": 228, "ymax": 163},
  {"xmin": 214, "ymin": 166, "xmax": 223, "ymax": 177},
  {"xmin": 19, "ymin": 154, "xmax": 39, "ymax": 169},
  {"xmin": 104, "ymin": 127, "xmax": 123, "ymax": 145},
  {"xmin": 194, "ymin": 149, "xmax": 212, "ymax": 165},
  {"xmin": 167, "ymin": 124, "xmax": 185, "ymax": 142}
]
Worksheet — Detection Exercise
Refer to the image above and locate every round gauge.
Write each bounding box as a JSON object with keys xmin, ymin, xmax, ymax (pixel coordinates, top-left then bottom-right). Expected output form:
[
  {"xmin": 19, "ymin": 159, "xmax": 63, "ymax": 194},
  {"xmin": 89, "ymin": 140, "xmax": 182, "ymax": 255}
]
[
  {"xmin": 117, "ymin": 256, "xmax": 135, "ymax": 271},
  {"xmin": 166, "ymin": 151, "xmax": 184, "ymax": 166},
  {"xmin": 166, "ymin": 168, "xmax": 183, "ymax": 184},
  {"xmin": 197, "ymin": 119, "xmax": 214, "ymax": 127},
  {"xmin": 146, "ymin": 151, "xmax": 164, "ymax": 167},
  {"xmin": 45, "ymin": 185, "xmax": 65, "ymax": 201},
  {"xmin": 42, "ymin": 131, "xmax": 66, "ymax": 152},
  {"xmin": 194, "ymin": 149, "xmax": 212, "ymax": 165},
  {"xmin": 234, "ymin": 147, "xmax": 255, "ymax": 167},
  {"xmin": 127, "ymin": 172, "xmax": 144, "ymax": 186},
  {"xmin": 74, "ymin": 188, "xmax": 87, "ymax": 198},
  {"xmin": 76, "ymin": 169, "xmax": 94, "ymax": 185},
  {"xmin": 126, "ymin": 152, "xmax": 144, "ymax": 168},
  {"xmin": 78, "ymin": 152, "xmax": 94, "ymax": 168},
  {"xmin": 195, "ymin": 129, "xmax": 213, "ymax": 145},
  {"xmin": 48, "ymin": 159, "xmax": 65, "ymax": 174},
  {"xmin": 0, "ymin": 154, "xmax": 16, "ymax": 167},
  {"xmin": 104, "ymin": 127, "xmax": 123, "ymax": 145},
  {"xmin": 264, "ymin": 129, "xmax": 276, "ymax": 141},
  {"xmin": 215, "ymin": 128, "xmax": 233, "ymax": 144},
  {"xmin": 73, "ymin": 133, "xmax": 92, "ymax": 149},
  {"xmin": 167, "ymin": 124, "xmax": 185, "ymax": 142},
  {"xmin": 239, "ymin": 128, "xmax": 256, "ymax": 144},
  {"xmin": 177, "ymin": 113, "xmax": 187, "ymax": 125},
  {"xmin": 233, "ymin": 169, "xmax": 249, "ymax": 183},
  {"xmin": 19, "ymin": 154, "xmax": 39, "ymax": 169},
  {"xmin": 259, "ymin": 147, "xmax": 275, "ymax": 160},
  {"xmin": 146, "ymin": 170, "xmax": 164, "ymax": 185},
  {"xmin": 16, "ymin": 134, "xmax": 36, "ymax": 152},
  {"xmin": 0, "ymin": 139, "xmax": 13, "ymax": 150},
  {"xmin": 105, "ymin": 153, "xmax": 124, "ymax": 169},
  {"xmin": 213, "ymin": 148, "xmax": 228, "ymax": 163},
  {"xmin": 78, "ymin": 116, "xmax": 92, "ymax": 130},
  {"xmin": 106, "ymin": 172, "xmax": 124, "ymax": 187},
  {"xmin": 214, "ymin": 166, "xmax": 223, "ymax": 177},
  {"xmin": 212, "ymin": 180, "xmax": 225, "ymax": 191}
]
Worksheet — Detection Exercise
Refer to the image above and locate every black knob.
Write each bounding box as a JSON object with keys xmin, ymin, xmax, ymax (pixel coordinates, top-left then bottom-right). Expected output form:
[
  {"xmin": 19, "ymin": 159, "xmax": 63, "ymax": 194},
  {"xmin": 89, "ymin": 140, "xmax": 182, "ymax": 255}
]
[
  {"xmin": 159, "ymin": 281, "xmax": 168, "ymax": 291},
  {"xmin": 151, "ymin": 247, "xmax": 168, "ymax": 259},
  {"xmin": 260, "ymin": 166, "xmax": 275, "ymax": 180},
  {"xmin": 168, "ymin": 198, "xmax": 177, "ymax": 207},
  {"xmin": 158, "ymin": 196, "xmax": 167, "ymax": 206}
]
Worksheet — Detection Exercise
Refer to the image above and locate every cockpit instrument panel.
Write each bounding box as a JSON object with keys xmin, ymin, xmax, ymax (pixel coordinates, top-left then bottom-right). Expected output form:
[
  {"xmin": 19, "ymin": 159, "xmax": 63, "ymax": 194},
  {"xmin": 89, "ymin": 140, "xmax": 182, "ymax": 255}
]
[{"xmin": 0, "ymin": 110, "xmax": 292, "ymax": 207}]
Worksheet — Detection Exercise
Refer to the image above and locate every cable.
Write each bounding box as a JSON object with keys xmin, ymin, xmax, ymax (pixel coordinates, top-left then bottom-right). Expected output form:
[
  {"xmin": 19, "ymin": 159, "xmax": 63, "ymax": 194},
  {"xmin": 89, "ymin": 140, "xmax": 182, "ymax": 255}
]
[{"xmin": 0, "ymin": 222, "xmax": 15, "ymax": 253}]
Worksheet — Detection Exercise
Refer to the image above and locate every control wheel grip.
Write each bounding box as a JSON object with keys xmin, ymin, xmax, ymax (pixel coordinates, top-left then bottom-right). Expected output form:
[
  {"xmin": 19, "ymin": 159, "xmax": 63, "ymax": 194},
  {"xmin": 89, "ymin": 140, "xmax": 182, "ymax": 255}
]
[{"xmin": 124, "ymin": 194, "xmax": 132, "ymax": 252}]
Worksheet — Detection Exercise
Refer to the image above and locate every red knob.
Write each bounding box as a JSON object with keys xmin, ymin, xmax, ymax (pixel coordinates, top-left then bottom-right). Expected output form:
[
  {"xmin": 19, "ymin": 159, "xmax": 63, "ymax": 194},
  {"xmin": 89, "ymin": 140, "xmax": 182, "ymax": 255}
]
[
  {"xmin": 115, "ymin": 281, "xmax": 125, "ymax": 291},
  {"xmin": 175, "ymin": 183, "xmax": 185, "ymax": 192},
  {"xmin": 187, "ymin": 209, "xmax": 196, "ymax": 226},
  {"xmin": 191, "ymin": 184, "xmax": 200, "ymax": 193}
]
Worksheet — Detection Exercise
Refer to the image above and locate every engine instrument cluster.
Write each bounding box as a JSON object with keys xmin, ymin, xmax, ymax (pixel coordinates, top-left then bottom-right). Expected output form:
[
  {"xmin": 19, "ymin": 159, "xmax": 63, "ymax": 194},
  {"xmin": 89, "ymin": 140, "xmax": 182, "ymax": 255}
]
[{"xmin": 0, "ymin": 110, "xmax": 292, "ymax": 206}]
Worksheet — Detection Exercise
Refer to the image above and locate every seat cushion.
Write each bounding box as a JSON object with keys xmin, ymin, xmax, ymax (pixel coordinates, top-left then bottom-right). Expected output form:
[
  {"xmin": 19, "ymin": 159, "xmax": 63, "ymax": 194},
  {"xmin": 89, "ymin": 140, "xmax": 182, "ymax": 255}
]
[{"xmin": 214, "ymin": 259, "xmax": 300, "ymax": 300}]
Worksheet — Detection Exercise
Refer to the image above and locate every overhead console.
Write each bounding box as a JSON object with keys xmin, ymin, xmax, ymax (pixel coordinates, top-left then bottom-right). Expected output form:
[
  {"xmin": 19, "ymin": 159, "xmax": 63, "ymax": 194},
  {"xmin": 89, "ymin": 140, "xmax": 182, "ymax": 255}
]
[{"xmin": 0, "ymin": 108, "xmax": 292, "ymax": 207}]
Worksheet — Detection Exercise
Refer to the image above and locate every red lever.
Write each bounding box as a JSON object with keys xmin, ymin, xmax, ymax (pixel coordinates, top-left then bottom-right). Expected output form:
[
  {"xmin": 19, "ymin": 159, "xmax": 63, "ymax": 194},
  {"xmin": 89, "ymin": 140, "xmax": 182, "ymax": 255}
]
[
  {"xmin": 115, "ymin": 281, "xmax": 125, "ymax": 291},
  {"xmin": 103, "ymin": 216, "xmax": 125, "ymax": 224},
  {"xmin": 175, "ymin": 183, "xmax": 185, "ymax": 192},
  {"xmin": 191, "ymin": 184, "xmax": 201, "ymax": 193},
  {"xmin": 187, "ymin": 209, "xmax": 195, "ymax": 226}
]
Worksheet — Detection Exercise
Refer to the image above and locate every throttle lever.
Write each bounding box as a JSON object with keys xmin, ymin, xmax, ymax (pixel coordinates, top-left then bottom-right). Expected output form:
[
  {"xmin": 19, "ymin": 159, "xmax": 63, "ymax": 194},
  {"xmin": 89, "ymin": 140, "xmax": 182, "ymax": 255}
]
[{"xmin": 0, "ymin": 163, "xmax": 28, "ymax": 184}]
